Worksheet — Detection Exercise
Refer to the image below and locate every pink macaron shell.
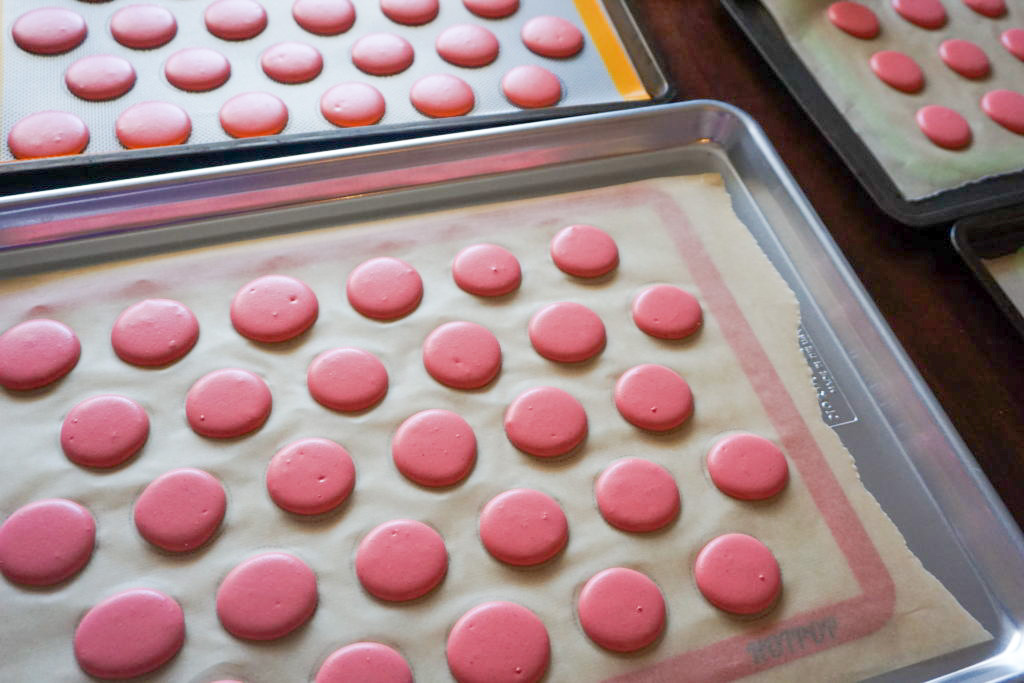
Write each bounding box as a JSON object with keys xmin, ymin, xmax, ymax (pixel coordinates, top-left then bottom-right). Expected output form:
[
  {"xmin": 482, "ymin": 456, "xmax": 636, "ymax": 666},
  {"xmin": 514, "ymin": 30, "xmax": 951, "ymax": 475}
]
[
  {"xmin": 826, "ymin": 2, "xmax": 880, "ymax": 39},
  {"xmin": 205, "ymin": 0, "xmax": 268, "ymax": 40},
  {"xmin": 307, "ymin": 347, "xmax": 388, "ymax": 412},
  {"xmin": 939, "ymin": 39, "xmax": 990, "ymax": 79},
  {"xmin": 981, "ymin": 90, "xmax": 1024, "ymax": 135},
  {"xmin": 315, "ymin": 642, "xmax": 413, "ymax": 683},
  {"xmin": 74, "ymin": 589, "xmax": 185, "ymax": 678},
  {"xmin": 577, "ymin": 568, "xmax": 666, "ymax": 652},
  {"xmin": 528, "ymin": 301, "xmax": 605, "ymax": 363},
  {"xmin": 1002, "ymin": 29, "xmax": 1024, "ymax": 61},
  {"xmin": 8, "ymin": 111, "xmax": 89, "ymax": 160},
  {"xmin": 707, "ymin": 433, "xmax": 789, "ymax": 500},
  {"xmin": 293, "ymin": 0, "xmax": 357, "ymax": 36},
  {"xmin": 550, "ymin": 224, "xmax": 619, "ymax": 278},
  {"xmin": 436, "ymin": 24, "xmax": 500, "ymax": 67},
  {"xmin": 110, "ymin": 4, "xmax": 178, "ymax": 49},
  {"xmin": 351, "ymin": 33, "xmax": 415, "ymax": 75},
  {"xmin": 479, "ymin": 488, "xmax": 568, "ymax": 566},
  {"xmin": 0, "ymin": 499, "xmax": 95, "ymax": 586},
  {"xmin": 267, "ymin": 438, "xmax": 355, "ymax": 515},
  {"xmin": 892, "ymin": 0, "xmax": 947, "ymax": 28},
  {"xmin": 116, "ymin": 102, "xmax": 193, "ymax": 149},
  {"xmin": 216, "ymin": 552, "xmax": 318, "ymax": 640},
  {"xmin": 410, "ymin": 74, "xmax": 475, "ymax": 118},
  {"xmin": 347, "ymin": 256, "xmax": 423, "ymax": 319},
  {"xmin": 185, "ymin": 368, "xmax": 272, "ymax": 438},
  {"xmin": 12, "ymin": 8, "xmax": 87, "ymax": 55},
  {"xmin": 501, "ymin": 65, "xmax": 562, "ymax": 108},
  {"xmin": 869, "ymin": 50, "xmax": 924, "ymax": 93},
  {"xmin": 595, "ymin": 458, "xmax": 680, "ymax": 532},
  {"xmin": 65, "ymin": 55, "xmax": 136, "ymax": 101},
  {"xmin": 521, "ymin": 15, "xmax": 584, "ymax": 58},
  {"xmin": 694, "ymin": 533, "xmax": 782, "ymax": 615},
  {"xmin": 321, "ymin": 82, "xmax": 387, "ymax": 127},
  {"xmin": 111, "ymin": 298, "xmax": 198, "ymax": 365},
  {"xmin": 381, "ymin": 0, "xmax": 439, "ymax": 26},
  {"xmin": 463, "ymin": 0, "xmax": 518, "ymax": 19},
  {"xmin": 165, "ymin": 47, "xmax": 231, "ymax": 92},
  {"xmin": 61, "ymin": 395, "xmax": 150, "ymax": 469},
  {"xmin": 452, "ymin": 243, "xmax": 522, "ymax": 296},
  {"xmin": 220, "ymin": 92, "xmax": 289, "ymax": 138},
  {"xmin": 392, "ymin": 409, "xmax": 477, "ymax": 487},
  {"xmin": 422, "ymin": 321, "xmax": 502, "ymax": 389},
  {"xmin": 504, "ymin": 386, "xmax": 587, "ymax": 457},
  {"xmin": 355, "ymin": 519, "xmax": 447, "ymax": 601},
  {"xmin": 0, "ymin": 318, "xmax": 81, "ymax": 390},
  {"xmin": 446, "ymin": 602, "xmax": 550, "ymax": 683},
  {"xmin": 261, "ymin": 42, "xmax": 324, "ymax": 84},
  {"xmin": 631, "ymin": 284, "xmax": 702, "ymax": 340},
  {"xmin": 963, "ymin": 0, "xmax": 1005, "ymax": 17},
  {"xmin": 231, "ymin": 274, "xmax": 319, "ymax": 342},
  {"xmin": 614, "ymin": 364, "xmax": 694, "ymax": 432},
  {"xmin": 916, "ymin": 105, "xmax": 972, "ymax": 150},
  {"xmin": 134, "ymin": 468, "xmax": 227, "ymax": 552}
]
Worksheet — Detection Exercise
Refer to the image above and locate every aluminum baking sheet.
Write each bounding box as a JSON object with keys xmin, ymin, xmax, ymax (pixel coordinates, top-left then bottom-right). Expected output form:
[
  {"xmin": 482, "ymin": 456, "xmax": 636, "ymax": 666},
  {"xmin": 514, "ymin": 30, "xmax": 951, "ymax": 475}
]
[{"xmin": 1, "ymin": 102, "xmax": 1023, "ymax": 681}]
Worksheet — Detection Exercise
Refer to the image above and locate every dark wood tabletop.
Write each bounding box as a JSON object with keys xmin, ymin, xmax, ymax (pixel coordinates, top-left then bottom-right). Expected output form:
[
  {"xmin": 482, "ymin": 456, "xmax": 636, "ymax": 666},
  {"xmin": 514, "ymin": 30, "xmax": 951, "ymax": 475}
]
[{"xmin": 631, "ymin": 1, "xmax": 1024, "ymax": 529}]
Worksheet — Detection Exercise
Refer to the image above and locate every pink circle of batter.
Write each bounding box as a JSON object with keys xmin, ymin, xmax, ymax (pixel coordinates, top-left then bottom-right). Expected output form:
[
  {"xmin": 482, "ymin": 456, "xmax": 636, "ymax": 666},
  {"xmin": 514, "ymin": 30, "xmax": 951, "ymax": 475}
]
[
  {"xmin": 528, "ymin": 302, "xmax": 605, "ymax": 363},
  {"xmin": 501, "ymin": 65, "xmax": 562, "ymax": 108},
  {"xmin": 892, "ymin": 0, "xmax": 947, "ymax": 29},
  {"xmin": 165, "ymin": 47, "xmax": 231, "ymax": 91},
  {"xmin": 316, "ymin": 642, "xmax": 413, "ymax": 683},
  {"xmin": 595, "ymin": 458, "xmax": 679, "ymax": 532},
  {"xmin": 356, "ymin": 519, "xmax": 447, "ymax": 601},
  {"xmin": 293, "ymin": 0, "xmax": 356, "ymax": 35},
  {"xmin": 410, "ymin": 74, "xmax": 475, "ymax": 117},
  {"xmin": 869, "ymin": 51, "xmax": 924, "ymax": 93},
  {"xmin": 939, "ymin": 39, "xmax": 989, "ymax": 79},
  {"xmin": 351, "ymin": 33, "xmax": 415, "ymax": 75},
  {"xmin": 8, "ymin": 112, "xmax": 89, "ymax": 160},
  {"xmin": 436, "ymin": 24, "xmax": 499, "ymax": 67},
  {"xmin": 452, "ymin": 243, "xmax": 521, "ymax": 296},
  {"xmin": 75, "ymin": 589, "xmax": 185, "ymax": 678},
  {"xmin": 347, "ymin": 256, "xmax": 423, "ymax": 319},
  {"xmin": 694, "ymin": 533, "xmax": 782, "ymax": 615},
  {"xmin": 116, "ymin": 102, "xmax": 192, "ymax": 149},
  {"xmin": 550, "ymin": 224, "xmax": 619, "ymax": 277},
  {"xmin": 479, "ymin": 488, "xmax": 568, "ymax": 566},
  {"xmin": 112, "ymin": 298, "xmax": 198, "ymax": 365},
  {"xmin": 185, "ymin": 368, "xmax": 272, "ymax": 438},
  {"xmin": 632, "ymin": 284, "xmax": 702, "ymax": 340},
  {"xmin": 134, "ymin": 468, "xmax": 226, "ymax": 551},
  {"xmin": 982, "ymin": 90, "xmax": 1024, "ymax": 135},
  {"xmin": 205, "ymin": 0, "xmax": 268, "ymax": 40},
  {"xmin": 521, "ymin": 16, "xmax": 584, "ymax": 58},
  {"xmin": 61, "ymin": 395, "xmax": 149, "ymax": 468},
  {"xmin": 231, "ymin": 274, "xmax": 319, "ymax": 342},
  {"xmin": 504, "ymin": 386, "xmax": 587, "ymax": 457},
  {"xmin": 12, "ymin": 8, "xmax": 87, "ymax": 55},
  {"xmin": 111, "ymin": 5, "xmax": 178, "ymax": 49},
  {"xmin": 707, "ymin": 433, "xmax": 789, "ymax": 500},
  {"xmin": 916, "ymin": 105, "xmax": 972, "ymax": 149},
  {"xmin": 381, "ymin": 0, "xmax": 438, "ymax": 26},
  {"xmin": 65, "ymin": 54, "xmax": 136, "ymax": 101},
  {"xmin": 307, "ymin": 347, "xmax": 388, "ymax": 412},
  {"xmin": 464, "ymin": 0, "xmax": 518, "ymax": 19},
  {"xmin": 220, "ymin": 92, "xmax": 289, "ymax": 138},
  {"xmin": 0, "ymin": 499, "xmax": 95, "ymax": 586},
  {"xmin": 392, "ymin": 409, "xmax": 477, "ymax": 487},
  {"xmin": 578, "ymin": 567, "xmax": 666, "ymax": 652},
  {"xmin": 615, "ymin": 364, "xmax": 694, "ymax": 432},
  {"xmin": 321, "ymin": 82, "xmax": 386, "ymax": 127},
  {"xmin": 963, "ymin": 0, "xmax": 1005, "ymax": 17},
  {"xmin": 261, "ymin": 42, "xmax": 324, "ymax": 84},
  {"xmin": 446, "ymin": 602, "xmax": 550, "ymax": 683},
  {"xmin": 0, "ymin": 318, "xmax": 80, "ymax": 390},
  {"xmin": 267, "ymin": 438, "xmax": 355, "ymax": 515},
  {"xmin": 1002, "ymin": 29, "xmax": 1024, "ymax": 61},
  {"xmin": 826, "ymin": 2, "xmax": 879, "ymax": 39},
  {"xmin": 422, "ymin": 321, "xmax": 502, "ymax": 389},
  {"xmin": 217, "ymin": 552, "xmax": 318, "ymax": 640}
]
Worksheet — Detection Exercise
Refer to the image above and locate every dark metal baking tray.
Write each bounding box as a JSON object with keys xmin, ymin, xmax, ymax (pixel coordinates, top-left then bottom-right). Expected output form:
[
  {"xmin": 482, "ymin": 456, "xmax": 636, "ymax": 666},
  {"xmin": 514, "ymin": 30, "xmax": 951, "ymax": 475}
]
[{"xmin": 952, "ymin": 206, "xmax": 1024, "ymax": 339}]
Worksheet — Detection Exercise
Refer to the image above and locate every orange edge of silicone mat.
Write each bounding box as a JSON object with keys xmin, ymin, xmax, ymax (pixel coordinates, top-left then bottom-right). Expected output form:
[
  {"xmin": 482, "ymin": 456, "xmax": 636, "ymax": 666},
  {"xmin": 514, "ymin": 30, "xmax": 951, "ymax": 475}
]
[{"xmin": 573, "ymin": 0, "xmax": 650, "ymax": 101}]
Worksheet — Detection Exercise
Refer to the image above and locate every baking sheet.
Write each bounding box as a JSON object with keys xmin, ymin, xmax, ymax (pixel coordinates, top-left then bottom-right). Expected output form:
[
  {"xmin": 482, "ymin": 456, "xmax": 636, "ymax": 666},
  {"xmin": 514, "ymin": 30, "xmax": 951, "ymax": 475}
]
[
  {"xmin": 0, "ymin": 101, "xmax": 1023, "ymax": 681},
  {"xmin": 952, "ymin": 209, "xmax": 1024, "ymax": 340}
]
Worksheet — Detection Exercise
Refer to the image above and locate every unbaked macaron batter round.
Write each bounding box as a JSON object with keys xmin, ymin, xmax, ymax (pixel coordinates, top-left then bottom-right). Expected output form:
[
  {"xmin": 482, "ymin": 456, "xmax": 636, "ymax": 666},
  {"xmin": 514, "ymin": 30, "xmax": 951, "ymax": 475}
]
[
  {"xmin": 355, "ymin": 519, "xmax": 447, "ymax": 601},
  {"xmin": 110, "ymin": 4, "xmax": 178, "ymax": 49},
  {"xmin": 410, "ymin": 74, "xmax": 475, "ymax": 118},
  {"xmin": 391, "ymin": 409, "xmax": 477, "ymax": 487},
  {"xmin": 320, "ymin": 82, "xmax": 387, "ymax": 127},
  {"xmin": 315, "ymin": 642, "xmax": 413, "ymax": 683},
  {"xmin": 231, "ymin": 274, "xmax": 319, "ymax": 342},
  {"xmin": 595, "ymin": 458, "xmax": 679, "ymax": 532},
  {"xmin": 293, "ymin": 0, "xmax": 356, "ymax": 36},
  {"xmin": 436, "ymin": 24, "xmax": 500, "ymax": 67},
  {"xmin": 307, "ymin": 347, "xmax": 388, "ymax": 412},
  {"xmin": 550, "ymin": 224, "xmax": 619, "ymax": 277},
  {"xmin": 478, "ymin": 488, "xmax": 568, "ymax": 566},
  {"xmin": 631, "ymin": 284, "xmax": 702, "ymax": 340},
  {"xmin": 134, "ymin": 468, "xmax": 227, "ymax": 551},
  {"xmin": 504, "ymin": 386, "xmax": 587, "ymax": 457},
  {"xmin": 216, "ymin": 552, "xmax": 318, "ymax": 640},
  {"xmin": 351, "ymin": 33, "xmax": 415, "ymax": 76},
  {"xmin": 528, "ymin": 301, "xmax": 605, "ymax": 363},
  {"xmin": 521, "ymin": 15, "xmax": 584, "ymax": 58},
  {"xmin": 267, "ymin": 438, "xmax": 356, "ymax": 515},
  {"xmin": 614, "ymin": 364, "xmax": 694, "ymax": 432},
  {"xmin": 116, "ymin": 102, "xmax": 192, "ymax": 149},
  {"xmin": 260, "ymin": 42, "xmax": 324, "ymax": 84},
  {"xmin": 205, "ymin": 0, "xmax": 268, "ymax": 40},
  {"xmin": 7, "ymin": 112, "xmax": 89, "ymax": 160},
  {"xmin": 347, "ymin": 256, "xmax": 423, "ymax": 319},
  {"xmin": 706, "ymin": 433, "xmax": 789, "ymax": 500},
  {"xmin": 12, "ymin": 8, "xmax": 87, "ymax": 55},
  {"xmin": 501, "ymin": 65, "xmax": 563, "ymax": 108},
  {"xmin": 422, "ymin": 321, "xmax": 502, "ymax": 389},
  {"xmin": 694, "ymin": 533, "xmax": 782, "ymax": 615},
  {"xmin": 61, "ymin": 395, "xmax": 150, "ymax": 468},
  {"xmin": 220, "ymin": 92, "xmax": 289, "ymax": 138},
  {"xmin": 185, "ymin": 368, "xmax": 272, "ymax": 438},
  {"xmin": 452, "ymin": 243, "xmax": 522, "ymax": 296},
  {"xmin": 0, "ymin": 498, "xmax": 95, "ymax": 586},
  {"xmin": 577, "ymin": 567, "xmax": 666, "ymax": 652},
  {"xmin": 0, "ymin": 318, "xmax": 81, "ymax": 390},
  {"xmin": 65, "ymin": 55, "xmax": 137, "ymax": 101},
  {"xmin": 111, "ymin": 298, "xmax": 198, "ymax": 365},
  {"xmin": 164, "ymin": 47, "xmax": 231, "ymax": 92},
  {"xmin": 446, "ymin": 601, "xmax": 550, "ymax": 683}
]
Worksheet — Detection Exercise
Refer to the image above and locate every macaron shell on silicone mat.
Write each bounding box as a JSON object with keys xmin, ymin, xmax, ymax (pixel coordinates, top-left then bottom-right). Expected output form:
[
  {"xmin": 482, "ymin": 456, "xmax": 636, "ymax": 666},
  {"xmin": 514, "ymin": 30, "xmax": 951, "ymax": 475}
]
[
  {"xmin": 0, "ymin": 176, "xmax": 986, "ymax": 680},
  {"xmin": 0, "ymin": 0, "xmax": 650, "ymax": 164}
]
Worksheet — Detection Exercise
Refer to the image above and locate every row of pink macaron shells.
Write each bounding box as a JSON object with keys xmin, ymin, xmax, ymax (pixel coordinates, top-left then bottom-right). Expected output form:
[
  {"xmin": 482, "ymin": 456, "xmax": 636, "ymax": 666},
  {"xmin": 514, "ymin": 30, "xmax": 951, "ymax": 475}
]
[{"xmin": 828, "ymin": 1, "xmax": 1024, "ymax": 149}]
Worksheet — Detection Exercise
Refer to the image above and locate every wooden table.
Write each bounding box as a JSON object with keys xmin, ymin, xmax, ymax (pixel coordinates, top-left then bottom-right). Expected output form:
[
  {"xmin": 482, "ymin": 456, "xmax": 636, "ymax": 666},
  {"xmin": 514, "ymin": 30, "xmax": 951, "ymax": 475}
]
[{"xmin": 631, "ymin": 1, "xmax": 1024, "ymax": 528}]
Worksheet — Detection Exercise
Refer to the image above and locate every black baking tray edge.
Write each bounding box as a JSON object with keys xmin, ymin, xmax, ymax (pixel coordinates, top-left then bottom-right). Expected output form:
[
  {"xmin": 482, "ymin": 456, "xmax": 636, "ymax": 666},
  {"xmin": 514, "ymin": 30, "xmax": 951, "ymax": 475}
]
[
  {"xmin": 0, "ymin": 0, "xmax": 673, "ymax": 198},
  {"xmin": 721, "ymin": 0, "xmax": 1024, "ymax": 229},
  {"xmin": 952, "ymin": 205, "xmax": 1024, "ymax": 339}
]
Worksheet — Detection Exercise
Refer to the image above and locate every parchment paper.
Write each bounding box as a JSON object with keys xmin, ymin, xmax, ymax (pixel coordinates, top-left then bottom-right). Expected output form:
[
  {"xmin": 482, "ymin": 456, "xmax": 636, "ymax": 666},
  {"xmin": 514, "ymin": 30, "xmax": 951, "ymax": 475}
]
[{"xmin": 0, "ymin": 175, "xmax": 987, "ymax": 681}]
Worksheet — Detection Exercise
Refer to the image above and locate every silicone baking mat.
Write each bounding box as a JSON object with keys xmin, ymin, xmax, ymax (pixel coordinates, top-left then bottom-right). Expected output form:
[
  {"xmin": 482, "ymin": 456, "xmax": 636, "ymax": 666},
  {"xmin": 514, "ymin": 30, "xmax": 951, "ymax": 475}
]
[
  {"xmin": 0, "ymin": 0, "xmax": 667, "ymax": 185},
  {"xmin": 722, "ymin": 0, "xmax": 1024, "ymax": 227},
  {"xmin": 952, "ymin": 208, "xmax": 1024, "ymax": 339}
]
